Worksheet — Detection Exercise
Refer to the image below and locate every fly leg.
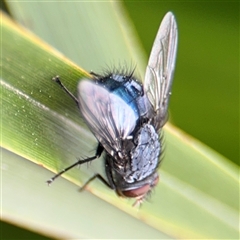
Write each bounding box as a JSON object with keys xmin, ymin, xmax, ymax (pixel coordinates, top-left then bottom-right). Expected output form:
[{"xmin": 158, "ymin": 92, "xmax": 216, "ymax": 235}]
[
  {"xmin": 52, "ymin": 75, "xmax": 79, "ymax": 106},
  {"xmin": 79, "ymin": 153, "xmax": 116, "ymax": 191},
  {"xmin": 47, "ymin": 143, "xmax": 104, "ymax": 185},
  {"xmin": 79, "ymin": 173, "xmax": 114, "ymax": 191}
]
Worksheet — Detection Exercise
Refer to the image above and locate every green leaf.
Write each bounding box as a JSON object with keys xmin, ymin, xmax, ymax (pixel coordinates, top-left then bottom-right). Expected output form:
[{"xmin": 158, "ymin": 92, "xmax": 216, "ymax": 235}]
[{"xmin": 1, "ymin": 2, "xmax": 239, "ymax": 239}]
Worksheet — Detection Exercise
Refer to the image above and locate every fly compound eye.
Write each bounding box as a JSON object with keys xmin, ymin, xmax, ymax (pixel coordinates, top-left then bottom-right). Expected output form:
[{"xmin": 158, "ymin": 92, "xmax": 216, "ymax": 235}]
[
  {"xmin": 120, "ymin": 175, "xmax": 159, "ymax": 198},
  {"xmin": 121, "ymin": 184, "xmax": 151, "ymax": 198}
]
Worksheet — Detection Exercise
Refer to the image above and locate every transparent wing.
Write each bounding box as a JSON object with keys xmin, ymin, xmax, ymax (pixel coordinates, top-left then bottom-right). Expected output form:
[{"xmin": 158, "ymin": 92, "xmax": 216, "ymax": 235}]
[
  {"xmin": 78, "ymin": 80, "xmax": 138, "ymax": 156},
  {"xmin": 144, "ymin": 12, "xmax": 178, "ymax": 128}
]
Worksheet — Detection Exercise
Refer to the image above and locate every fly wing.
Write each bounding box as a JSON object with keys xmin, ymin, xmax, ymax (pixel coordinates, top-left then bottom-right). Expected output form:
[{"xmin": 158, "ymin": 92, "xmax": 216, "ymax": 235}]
[
  {"xmin": 78, "ymin": 80, "xmax": 138, "ymax": 156},
  {"xmin": 144, "ymin": 12, "xmax": 178, "ymax": 129}
]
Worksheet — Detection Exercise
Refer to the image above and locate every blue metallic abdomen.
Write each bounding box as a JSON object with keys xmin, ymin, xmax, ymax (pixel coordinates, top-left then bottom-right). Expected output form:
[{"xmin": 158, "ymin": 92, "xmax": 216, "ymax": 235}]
[{"xmin": 97, "ymin": 74, "xmax": 153, "ymax": 121}]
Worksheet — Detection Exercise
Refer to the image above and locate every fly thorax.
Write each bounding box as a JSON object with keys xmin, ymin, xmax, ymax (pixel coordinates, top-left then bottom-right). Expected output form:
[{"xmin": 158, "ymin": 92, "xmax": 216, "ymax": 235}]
[{"xmin": 122, "ymin": 123, "xmax": 160, "ymax": 183}]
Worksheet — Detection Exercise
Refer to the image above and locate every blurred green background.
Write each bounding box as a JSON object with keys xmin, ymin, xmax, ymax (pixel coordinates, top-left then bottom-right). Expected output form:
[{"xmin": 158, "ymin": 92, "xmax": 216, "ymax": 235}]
[{"xmin": 123, "ymin": 1, "xmax": 239, "ymax": 165}]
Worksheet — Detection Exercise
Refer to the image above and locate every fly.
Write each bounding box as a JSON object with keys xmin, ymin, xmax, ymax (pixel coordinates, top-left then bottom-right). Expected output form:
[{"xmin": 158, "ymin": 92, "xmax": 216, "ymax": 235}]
[{"xmin": 47, "ymin": 12, "xmax": 178, "ymax": 206}]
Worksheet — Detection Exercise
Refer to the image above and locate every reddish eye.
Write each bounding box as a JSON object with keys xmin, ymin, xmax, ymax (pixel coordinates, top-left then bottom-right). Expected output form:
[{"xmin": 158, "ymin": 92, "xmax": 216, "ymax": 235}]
[
  {"xmin": 121, "ymin": 184, "xmax": 151, "ymax": 198},
  {"xmin": 120, "ymin": 175, "xmax": 159, "ymax": 198}
]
